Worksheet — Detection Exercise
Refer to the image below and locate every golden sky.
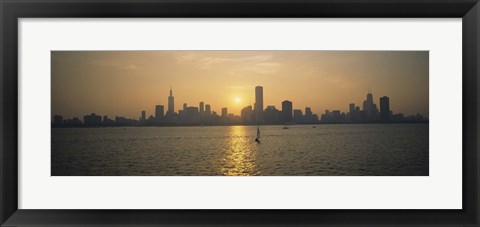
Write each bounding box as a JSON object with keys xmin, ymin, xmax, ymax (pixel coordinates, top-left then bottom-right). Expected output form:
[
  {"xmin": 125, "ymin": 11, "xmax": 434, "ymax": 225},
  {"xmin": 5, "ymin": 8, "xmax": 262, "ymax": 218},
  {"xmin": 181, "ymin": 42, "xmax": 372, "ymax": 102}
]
[{"xmin": 52, "ymin": 51, "xmax": 428, "ymax": 119}]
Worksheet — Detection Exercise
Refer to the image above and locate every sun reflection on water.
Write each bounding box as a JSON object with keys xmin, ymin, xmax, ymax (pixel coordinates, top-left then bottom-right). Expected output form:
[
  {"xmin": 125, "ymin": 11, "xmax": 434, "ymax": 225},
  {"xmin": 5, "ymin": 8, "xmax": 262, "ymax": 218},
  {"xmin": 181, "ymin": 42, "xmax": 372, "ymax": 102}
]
[{"xmin": 219, "ymin": 126, "xmax": 258, "ymax": 176}]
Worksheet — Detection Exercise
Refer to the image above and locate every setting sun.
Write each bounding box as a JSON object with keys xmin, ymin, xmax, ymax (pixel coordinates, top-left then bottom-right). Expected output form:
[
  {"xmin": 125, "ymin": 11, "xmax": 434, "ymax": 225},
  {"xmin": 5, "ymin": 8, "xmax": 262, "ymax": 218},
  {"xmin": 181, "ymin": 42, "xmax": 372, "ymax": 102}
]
[{"xmin": 234, "ymin": 97, "xmax": 241, "ymax": 104}]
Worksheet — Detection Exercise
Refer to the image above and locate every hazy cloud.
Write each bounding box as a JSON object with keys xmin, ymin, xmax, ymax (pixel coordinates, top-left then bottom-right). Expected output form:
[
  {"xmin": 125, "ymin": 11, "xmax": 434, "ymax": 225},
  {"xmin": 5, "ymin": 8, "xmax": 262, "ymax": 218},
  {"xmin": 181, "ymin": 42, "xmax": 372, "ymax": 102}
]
[
  {"xmin": 91, "ymin": 60, "xmax": 139, "ymax": 70},
  {"xmin": 174, "ymin": 52, "xmax": 276, "ymax": 71}
]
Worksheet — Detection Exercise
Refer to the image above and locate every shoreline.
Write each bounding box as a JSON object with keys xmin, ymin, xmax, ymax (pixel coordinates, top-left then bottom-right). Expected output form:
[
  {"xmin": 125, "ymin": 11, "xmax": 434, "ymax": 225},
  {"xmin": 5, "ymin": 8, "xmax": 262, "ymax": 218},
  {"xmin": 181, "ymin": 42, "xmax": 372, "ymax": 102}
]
[{"xmin": 52, "ymin": 122, "xmax": 429, "ymax": 129}]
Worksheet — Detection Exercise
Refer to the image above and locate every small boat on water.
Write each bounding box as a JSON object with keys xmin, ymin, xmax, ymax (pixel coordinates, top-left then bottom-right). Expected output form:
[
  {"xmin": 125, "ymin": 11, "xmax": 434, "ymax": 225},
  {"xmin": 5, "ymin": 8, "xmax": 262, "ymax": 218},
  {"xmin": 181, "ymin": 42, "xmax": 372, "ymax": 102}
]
[
  {"xmin": 312, "ymin": 126, "xmax": 316, "ymax": 128},
  {"xmin": 282, "ymin": 126, "xmax": 289, "ymax": 129},
  {"xmin": 255, "ymin": 126, "xmax": 261, "ymax": 143}
]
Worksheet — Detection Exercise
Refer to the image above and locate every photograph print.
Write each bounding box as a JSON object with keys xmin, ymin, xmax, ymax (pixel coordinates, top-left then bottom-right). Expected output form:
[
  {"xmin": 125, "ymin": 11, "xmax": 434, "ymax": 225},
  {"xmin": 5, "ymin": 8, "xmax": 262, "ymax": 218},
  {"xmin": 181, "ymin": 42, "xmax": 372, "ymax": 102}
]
[{"xmin": 51, "ymin": 51, "xmax": 429, "ymax": 176}]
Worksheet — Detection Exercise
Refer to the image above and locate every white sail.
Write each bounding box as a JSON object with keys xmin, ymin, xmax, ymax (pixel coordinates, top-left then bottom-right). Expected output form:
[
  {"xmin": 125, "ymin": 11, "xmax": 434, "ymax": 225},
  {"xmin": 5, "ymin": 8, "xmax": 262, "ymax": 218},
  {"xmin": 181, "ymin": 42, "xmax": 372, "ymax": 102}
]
[{"xmin": 257, "ymin": 127, "xmax": 261, "ymax": 139}]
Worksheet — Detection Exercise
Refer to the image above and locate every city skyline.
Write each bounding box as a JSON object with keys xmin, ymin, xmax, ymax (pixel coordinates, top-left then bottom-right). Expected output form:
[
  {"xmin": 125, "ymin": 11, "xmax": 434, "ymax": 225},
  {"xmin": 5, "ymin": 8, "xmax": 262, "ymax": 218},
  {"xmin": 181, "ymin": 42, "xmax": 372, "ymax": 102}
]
[
  {"xmin": 52, "ymin": 51, "xmax": 429, "ymax": 119},
  {"xmin": 53, "ymin": 85, "xmax": 427, "ymax": 127}
]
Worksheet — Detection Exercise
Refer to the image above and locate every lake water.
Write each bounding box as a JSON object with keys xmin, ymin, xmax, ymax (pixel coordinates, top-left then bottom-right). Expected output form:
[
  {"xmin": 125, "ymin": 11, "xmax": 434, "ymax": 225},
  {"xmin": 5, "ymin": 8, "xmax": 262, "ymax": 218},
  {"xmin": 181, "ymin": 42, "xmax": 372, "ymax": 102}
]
[{"xmin": 51, "ymin": 124, "xmax": 429, "ymax": 176}]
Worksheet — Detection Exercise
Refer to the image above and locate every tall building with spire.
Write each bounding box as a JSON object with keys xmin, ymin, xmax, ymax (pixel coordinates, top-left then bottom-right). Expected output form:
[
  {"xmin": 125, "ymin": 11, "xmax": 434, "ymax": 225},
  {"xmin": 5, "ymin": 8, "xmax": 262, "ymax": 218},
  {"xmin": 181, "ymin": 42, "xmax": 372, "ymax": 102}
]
[
  {"xmin": 167, "ymin": 86, "xmax": 175, "ymax": 117},
  {"xmin": 363, "ymin": 89, "xmax": 373, "ymax": 115},
  {"xmin": 362, "ymin": 89, "xmax": 379, "ymax": 122}
]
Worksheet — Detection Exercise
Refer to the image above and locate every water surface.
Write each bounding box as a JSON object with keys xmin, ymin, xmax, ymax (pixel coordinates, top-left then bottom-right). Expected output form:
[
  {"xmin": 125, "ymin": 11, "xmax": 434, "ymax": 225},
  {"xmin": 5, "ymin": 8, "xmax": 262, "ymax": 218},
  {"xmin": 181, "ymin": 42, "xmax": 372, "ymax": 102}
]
[{"xmin": 51, "ymin": 124, "xmax": 429, "ymax": 176}]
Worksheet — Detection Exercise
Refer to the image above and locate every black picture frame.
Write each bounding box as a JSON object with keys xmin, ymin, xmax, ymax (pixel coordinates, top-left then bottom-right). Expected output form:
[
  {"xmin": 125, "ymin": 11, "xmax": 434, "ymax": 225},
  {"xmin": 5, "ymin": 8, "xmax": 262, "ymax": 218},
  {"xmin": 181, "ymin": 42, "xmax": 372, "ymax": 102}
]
[{"xmin": 1, "ymin": 0, "xmax": 479, "ymax": 226}]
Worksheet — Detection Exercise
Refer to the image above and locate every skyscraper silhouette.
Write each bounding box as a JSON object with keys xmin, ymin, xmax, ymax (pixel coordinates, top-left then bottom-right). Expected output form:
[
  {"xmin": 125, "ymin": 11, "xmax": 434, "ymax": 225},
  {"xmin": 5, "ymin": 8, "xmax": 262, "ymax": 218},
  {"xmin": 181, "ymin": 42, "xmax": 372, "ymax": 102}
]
[
  {"xmin": 304, "ymin": 107, "xmax": 314, "ymax": 123},
  {"xmin": 363, "ymin": 89, "xmax": 379, "ymax": 121},
  {"xmin": 281, "ymin": 100, "xmax": 293, "ymax": 123},
  {"xmin": 293, "ymin": 109, "xmax": 302, "ymax": 123},
  {"xmin": 53, "ymin": 115, "xmax": 63, "ymax": 127},
  {"xmin": 254, "ymin": 86, "xmax": 264, "ymax": 123},
  {"xmin": 155, "ymin": 105, "xmax": 164, "ymax": 121},
  {"xmin": 167, "ymin": 86, "xmax": 174, "ymax": 117},
  {"xmin": 241, "ymin": 105, "xmax": 254, "ymax": 123},
  {"xmin": 205, "ymin": 104, "xmax": 211, "ymax": 116},
  {"xmin": 349, "ymin": 103, "xmax": 355, "ymax": 114},
  {"xmin": 380, "ymin": 96, "xmax": 390, "ymax": 122},
  {"xmin": 363, "ymin": 90, "xmax": 373, "ymax": 115},
  {"xmin": 84, "ymin": 113, "xmax": 101, "ymax": 126},
  {"xmin": 199, "ymin": 101, "xmax": 204, "ymax": 113},
  {"xmin": 222, "ymin": 107, "xmax": 228, "ymax": 117}
]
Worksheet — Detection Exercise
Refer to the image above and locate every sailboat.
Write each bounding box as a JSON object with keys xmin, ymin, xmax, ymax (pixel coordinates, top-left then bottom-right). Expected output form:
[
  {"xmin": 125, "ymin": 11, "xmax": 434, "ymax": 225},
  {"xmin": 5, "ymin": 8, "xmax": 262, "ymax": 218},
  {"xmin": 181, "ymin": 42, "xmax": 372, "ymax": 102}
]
[{"xmin": 255, "ymin": 126, "xmax": 261, "ymax": 143}]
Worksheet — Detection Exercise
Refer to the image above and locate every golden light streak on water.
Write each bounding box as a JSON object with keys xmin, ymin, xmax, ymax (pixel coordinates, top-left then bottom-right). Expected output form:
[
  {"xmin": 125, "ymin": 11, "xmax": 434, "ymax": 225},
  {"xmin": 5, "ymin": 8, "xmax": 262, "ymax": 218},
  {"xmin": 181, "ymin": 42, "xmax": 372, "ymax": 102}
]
[{"xmin": 219, "ymin": 126, "xmax": 258, "ymax": 176}]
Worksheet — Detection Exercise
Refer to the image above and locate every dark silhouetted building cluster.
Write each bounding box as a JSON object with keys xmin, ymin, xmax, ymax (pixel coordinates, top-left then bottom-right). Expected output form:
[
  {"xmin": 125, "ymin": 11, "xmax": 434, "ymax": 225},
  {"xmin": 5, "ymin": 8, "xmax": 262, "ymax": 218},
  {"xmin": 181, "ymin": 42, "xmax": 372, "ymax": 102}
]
[
  {"xmin": 52, "ymin": 87, "xmax": 427, "ymax": 127},
  {"xmin": 321, "ymin": 90, "xmax": 427, "ymax": 124}
]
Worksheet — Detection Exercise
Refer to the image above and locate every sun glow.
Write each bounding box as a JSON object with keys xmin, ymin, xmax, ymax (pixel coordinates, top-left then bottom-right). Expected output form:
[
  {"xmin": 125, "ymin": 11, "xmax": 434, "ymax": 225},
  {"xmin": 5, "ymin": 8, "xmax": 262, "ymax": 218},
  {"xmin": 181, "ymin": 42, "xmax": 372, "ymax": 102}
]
[{"xmin": 234, "ymin": 97, "xmax": 241, "ymax": 104}]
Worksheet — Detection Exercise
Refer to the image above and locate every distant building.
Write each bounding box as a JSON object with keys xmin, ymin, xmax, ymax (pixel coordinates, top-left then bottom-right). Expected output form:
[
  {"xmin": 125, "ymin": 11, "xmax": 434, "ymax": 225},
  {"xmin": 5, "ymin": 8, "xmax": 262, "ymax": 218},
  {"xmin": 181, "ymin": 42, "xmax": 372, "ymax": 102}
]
[
  {"xmin": 241, "ymin": 105, "xmax": 254, "ymax": 123},
  {"xmin": 155, "ymin": 105, "xmax": 164, "ymax": 121},
  {"xmin": 349, "ymin": 103, "xmax": 355, "ymax": 114},
  {"xmin": 204, "ymin": 104, "xmax": 212, "ymax": 123},
  {"xmin": 321, "ymin": 110, "xmax": 331, "ymax": 123},
  {"xmin": 115, "ymin": 116, "xmax": 137, "ymax": 126},
  {"xmin": 65, "ymin": 117, "xmax": 82, "ymax": 127},
  {"xmin": 199, "ymin": 102, "xmax": 204, "ymax": 113},
  {"xmin": 141, "ymin": 111, "xmax": 146, "ymax": 121},
  {"xmin": 281, "ymin": 100, "xmax": 293, "ymax": 123},
  {"xmin": 84, "ymin": 113, "xmax": 102, "ymax": 127},
  {"xmin": 254, "ymin": 86, "xmax": 264, "ymax": 123},
  {"xmin": 305, "ymin": 107, "xmax": 312, "ymax": 117},
  {"xmin": 362, "ymin": 90, "xmax": 379, "ymax": 122},
  {"xmin": 184, "ymin": 106, "xmax": 199, "ymax": 123},
  {"xmin": 198, "ymin": 102, "xmax": 206, "ymax": 122},
  {"xmin": 392, "ymin": 113, "xmax": 404, "ymax": 122},
  {"xmin": 304, "ymin": 107, "xmax": 315, "ymax": 123},
  {"xmin": 348, "ymin": 103, "xmax": 361, "ymax": 122},
  {"xmin": 264, "ymin": 105, "xmax": 281, "ymax": 124},
  {"xmin": 363, "ymin": 92, "xmax": 373, "ymax": 115},
  {"xmin": 380, "ymin": 96, "xmax": 390, "ymax": 122},
  {"xmin": 293, "ymin": 109, "xmax": 303, "ymax": 123},
  {"xmin": 221, "ymin": 107, "xmax": 228, "ymax": 117},
  {"xmin": 205, "ymin": 104, "xmax": 211, "ymax": 116},
  {"xmin": 103, "ymin": 115, "xmax": 115, "ymax": 126},
  {"xmin": 53, "ymin": 115, "xmax": 63, "ymax": 127},
  {"xmin": 167, "ymin": 86, "xmax": 175, "ymax": 118},
  {"xmin": 211, "ymin": 111, "xmax": 220, "ymax": 123},
  {"xmin": 332, "ymin": 110, "xmax": 341, "ymax": 122}
]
